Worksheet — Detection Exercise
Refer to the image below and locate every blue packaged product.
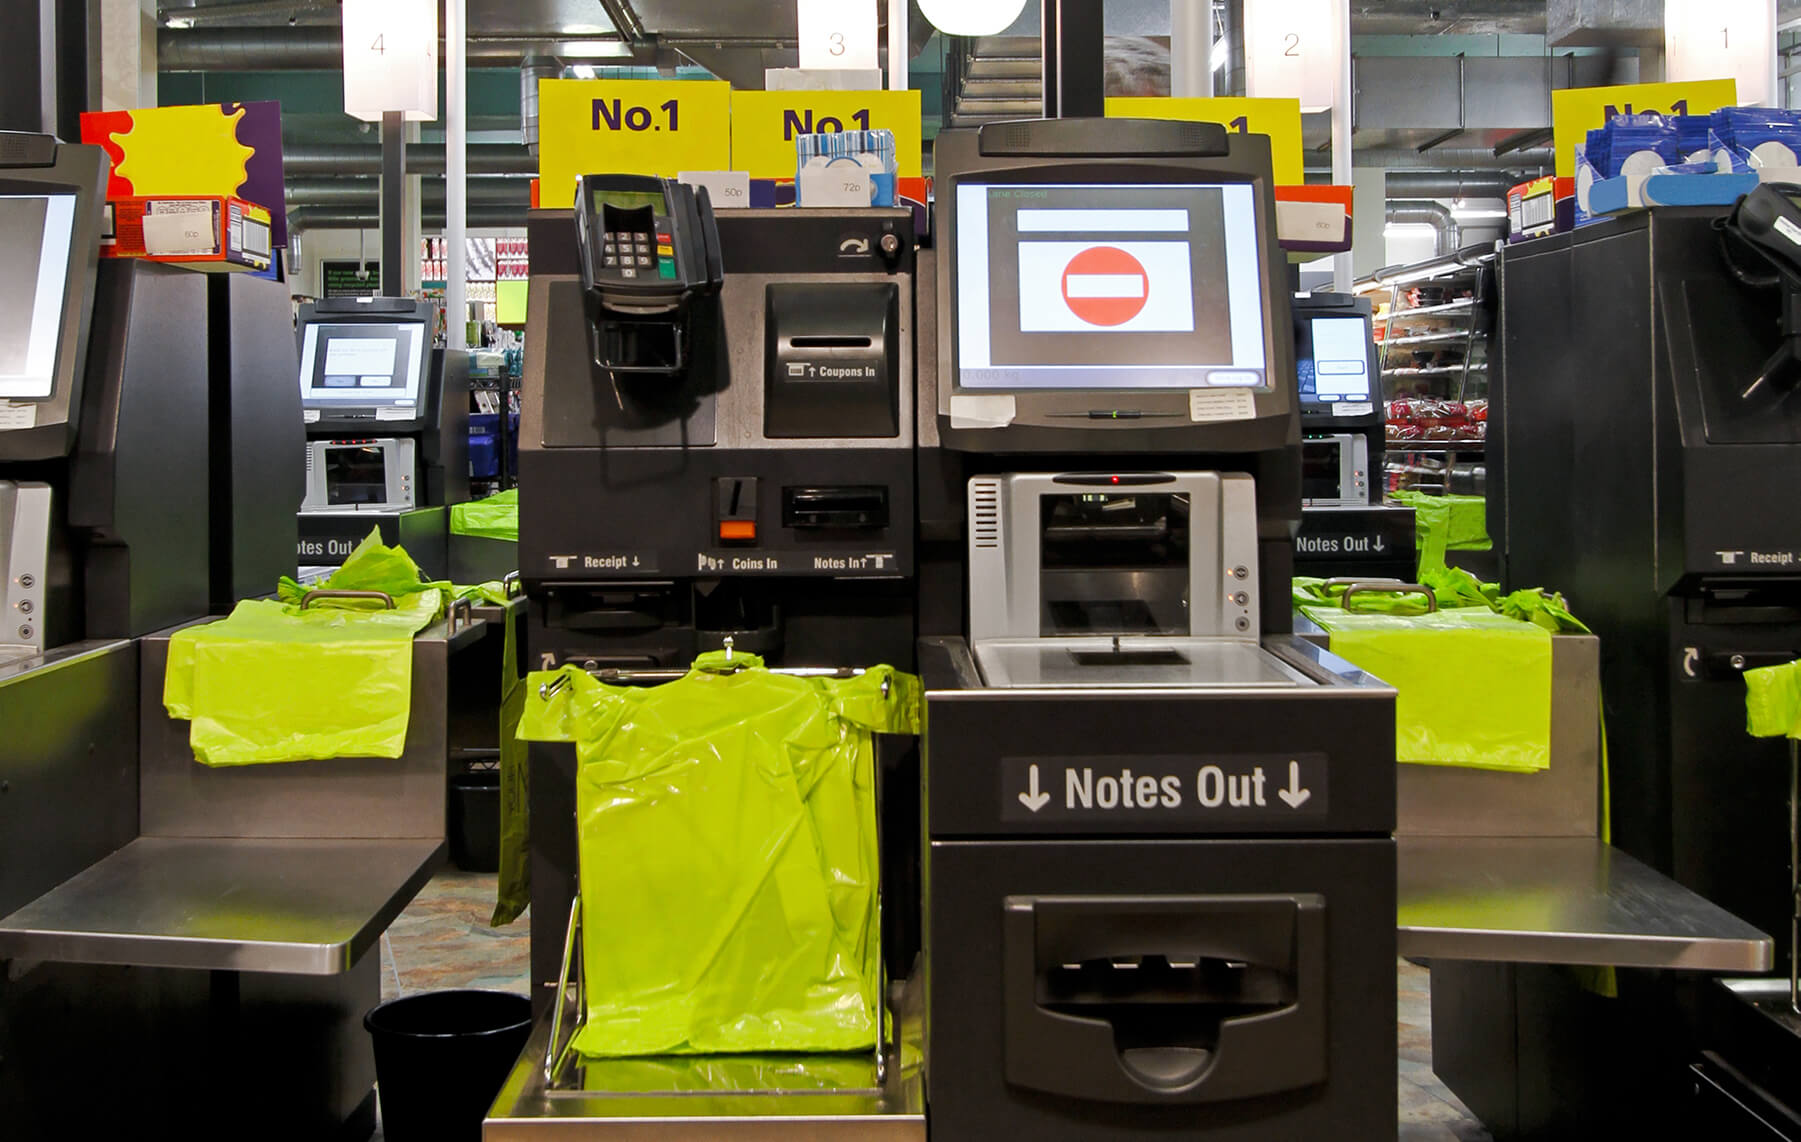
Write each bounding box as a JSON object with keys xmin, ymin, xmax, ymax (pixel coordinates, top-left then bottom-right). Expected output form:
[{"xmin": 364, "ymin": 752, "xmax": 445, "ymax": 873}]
[{"xmin": 1712, "ymin": 106, "xmax": 1801, "ymax": 172}]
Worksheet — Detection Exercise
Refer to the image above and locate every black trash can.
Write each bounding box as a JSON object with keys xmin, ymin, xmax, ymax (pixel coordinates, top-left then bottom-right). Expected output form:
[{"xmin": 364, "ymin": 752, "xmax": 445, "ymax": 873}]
[
  {"xmin": 448, "ymin": 770, "xmax": 501, "ymax": 872},
  {"xmin": 364, "ymin": 989, "xmax": 532, "ymax": 1142}
]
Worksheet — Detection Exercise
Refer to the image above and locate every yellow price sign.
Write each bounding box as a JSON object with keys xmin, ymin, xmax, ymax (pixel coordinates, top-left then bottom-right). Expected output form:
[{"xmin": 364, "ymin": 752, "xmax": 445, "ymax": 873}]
[
  {"xmin": 536, "ymin": 79, "xmax": 732, "ymax": 209},
  {"xmin": 1550, "ymin": 78, "xmax": 1738, "ymax": 177},
  {"xmin": 730, "ymin": 90, "xmax": 922, "ymax": 180},
  {"xmin": 1106, "ymin": 97, "xmax": 1305, "ymax": 185}
]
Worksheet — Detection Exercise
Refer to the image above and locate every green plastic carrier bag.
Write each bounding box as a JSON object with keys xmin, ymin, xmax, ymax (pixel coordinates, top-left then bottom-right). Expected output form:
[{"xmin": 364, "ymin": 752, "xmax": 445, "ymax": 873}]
[
  {"xmin": 1301, "ymin": 604, "xmax": 1554, "ymax": 772},
  {"xmin": 449, "ymin": 488, "xmax": 519, "ymax": 542},
  {"xmin": 520, "ymin": 651, "xmax": 922, "ymax": 1058},
  {"xmin": 165, "ymin": 531, "xmax": 445, "ymax": 767},
  {"xmin": 1746, "ymin": 659, "xmax": 1801, "ymax": 740}
]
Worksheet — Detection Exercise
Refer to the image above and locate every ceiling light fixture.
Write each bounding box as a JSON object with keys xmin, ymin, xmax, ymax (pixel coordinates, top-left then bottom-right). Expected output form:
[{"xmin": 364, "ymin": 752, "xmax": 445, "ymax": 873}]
[
  {"xmin": 917, "ymin": 0, "xmax": 1029, "ymax": 38},
  {"xmin": 559, "ymin": 39, "xmax": 633, "ymax": 59},
  {"xmin": 1211, "ymin": 36, "xmax": 1228, "ymax": 73}
]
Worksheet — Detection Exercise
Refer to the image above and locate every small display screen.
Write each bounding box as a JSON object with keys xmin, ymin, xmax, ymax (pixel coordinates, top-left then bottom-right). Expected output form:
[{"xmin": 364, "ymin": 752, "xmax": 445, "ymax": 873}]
[
  {"xmin": 298, "ymin": 321, "xmax": 426, "ymax": 408},
  {"xmin": 594, "ymin": 190, "xmax": 666, "ymax": 213},
  {"xmin": 0, "ymin": 194, "xmax": 78, "ymax": 401},
  {"xmin": 1302, "ymin": 439, "xmax": 1346, "ymax": 500},
  {"xmin": 1298, "ymin": 315, "xmax": 1373, "ymax": 406},
  {"xmin": 954, "ymin": 182, "xmax": 1268, "ymax": 391}
]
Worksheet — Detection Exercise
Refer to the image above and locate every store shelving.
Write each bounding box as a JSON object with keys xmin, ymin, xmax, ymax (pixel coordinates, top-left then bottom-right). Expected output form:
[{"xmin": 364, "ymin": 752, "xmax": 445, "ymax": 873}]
[{"xmin": 1354, "ymin": 244, "xmax": 1498, "ymax": 496}]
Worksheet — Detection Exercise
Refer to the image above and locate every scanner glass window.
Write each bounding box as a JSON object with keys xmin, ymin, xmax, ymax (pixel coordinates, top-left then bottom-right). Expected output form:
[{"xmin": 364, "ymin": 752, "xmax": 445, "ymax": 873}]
[
  {"xmin": 323, "ymin": 445, "xmax": 391, "ymax": 506},
  {"xmin": 1039, "ymin": 492, "xmax": 1191, "ymax": 636},
  {"xmin": 0, "ymin": 194, "xmax": 77, "ymax": 401},
  {"xmin": 954, "ymin": 181, "xmax": 1267, "ymax": 391}
]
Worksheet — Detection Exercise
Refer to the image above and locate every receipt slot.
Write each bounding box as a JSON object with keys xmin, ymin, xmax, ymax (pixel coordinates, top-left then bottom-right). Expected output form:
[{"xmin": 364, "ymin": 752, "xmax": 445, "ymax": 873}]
[{"xmin": 1004, "ymin": 894, "xmax": 1327, "ymax": 1104}]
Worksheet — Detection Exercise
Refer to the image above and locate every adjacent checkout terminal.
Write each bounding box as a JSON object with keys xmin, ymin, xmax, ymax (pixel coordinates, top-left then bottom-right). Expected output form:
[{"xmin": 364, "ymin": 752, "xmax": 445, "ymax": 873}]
[
  {"xmin": 914, "ymin": 118, "xmax": 1399, "ymax": 1141},
  {"xmin": 516, "ymin": 174, "xmax": 918, "ymax": 1002},
  {"xmin": 1295, "ymin": 292, "xmax": 1381, "ymax": 508},
  {"xmin": 297, "ymin": 296, "xmax": 467, "ymax": 575}
]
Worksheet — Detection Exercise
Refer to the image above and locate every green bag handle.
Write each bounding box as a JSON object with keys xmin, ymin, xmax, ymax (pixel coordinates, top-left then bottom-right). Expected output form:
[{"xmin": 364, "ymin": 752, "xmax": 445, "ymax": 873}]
[
  {"xmin": 1340, "ymin": 582, "xmax": 1438, "ymax": 614},
  {"xmin": 299, "ymin": 588, "xmax": 397, "ymax": 610}
]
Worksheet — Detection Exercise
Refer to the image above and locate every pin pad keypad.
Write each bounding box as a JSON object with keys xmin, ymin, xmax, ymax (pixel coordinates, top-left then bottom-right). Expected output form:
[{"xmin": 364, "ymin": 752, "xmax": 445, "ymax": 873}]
[{"xmin": 599, "ymin": 212, "xmax": 678, "ymax": 281}]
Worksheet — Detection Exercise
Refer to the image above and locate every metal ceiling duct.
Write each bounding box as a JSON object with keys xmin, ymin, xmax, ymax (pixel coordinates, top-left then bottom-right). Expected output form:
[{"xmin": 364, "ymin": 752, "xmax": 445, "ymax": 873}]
[
  {"xmin": 1385, "ymin": 199, "xmax": 1462, "ymax": 256},
  {"xmin": 282, "ymin": 143, "xmax": 537, "ymax": 176},
  {"xmin": 287, "ymin": 205, "xmax": 529, "ymax": 233},
  {"xmin": 1344, "ymin": 147, "xmax": 1552, "ymax": 173},
  {"xmin": 157, "ymin": 27, "xmax": 585, "ymax": 70},
  {"xmin": 521, "ymin": 55, "xmax": 562, "ymax": 154},
  {"xmin": 1386, "ymin": 171, "xmax": 1523, "ymax": 201},
  {"xmin": 284, "ymin": 178, "xmax": 532, "ymax": 205}
]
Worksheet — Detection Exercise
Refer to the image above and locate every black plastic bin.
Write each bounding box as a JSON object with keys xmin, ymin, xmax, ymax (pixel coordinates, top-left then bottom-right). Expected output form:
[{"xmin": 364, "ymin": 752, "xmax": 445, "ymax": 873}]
[
  {"xmin": 448, "ymin": 770, "xmax": 501, "ymax": 872},
  {"xmin": 365, "ymin": 989, "xmax": 532, "ymax": 1142}
]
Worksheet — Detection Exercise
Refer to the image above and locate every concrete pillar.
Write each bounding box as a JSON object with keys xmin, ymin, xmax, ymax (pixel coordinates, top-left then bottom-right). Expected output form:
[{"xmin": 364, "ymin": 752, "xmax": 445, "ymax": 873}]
[
  {"xmin": 1350, "ymin": 165, "xmax": 1388, "ymax": 281},
  {"xmin": 93, "ymin": 0, "xmax": 155, "ymax": 110}
]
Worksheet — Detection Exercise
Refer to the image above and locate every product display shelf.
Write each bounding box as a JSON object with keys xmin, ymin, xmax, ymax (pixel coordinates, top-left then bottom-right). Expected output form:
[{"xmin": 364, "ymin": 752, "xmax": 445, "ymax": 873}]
[{"xmin": 1356, "ymin": 245, "xmax": 1498, "ymax": 496}]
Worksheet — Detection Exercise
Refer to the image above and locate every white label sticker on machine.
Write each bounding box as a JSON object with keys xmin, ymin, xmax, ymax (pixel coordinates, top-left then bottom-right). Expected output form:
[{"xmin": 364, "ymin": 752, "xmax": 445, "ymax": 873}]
[
  {"xmin": 1190, "ymin": 389, "xmax": 1257, "ymax": 423},
  {"xmin": 0, "ymin": 401, "xmax": 36, "ymax": 430},
  {"xmin": 1001, "ymin": 753, "xmax": 1328, "ymax": 824}
]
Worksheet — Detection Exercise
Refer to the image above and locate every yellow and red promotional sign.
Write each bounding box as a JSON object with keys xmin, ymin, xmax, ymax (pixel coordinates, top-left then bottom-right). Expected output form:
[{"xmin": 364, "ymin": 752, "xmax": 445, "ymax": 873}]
[
  {"xmin": 80, "ymin": 100, "xmax": 289, "ymax": 245},
  {"xmin": 536, "ymin": 79, "xmax": 732, "ymax": 209}
]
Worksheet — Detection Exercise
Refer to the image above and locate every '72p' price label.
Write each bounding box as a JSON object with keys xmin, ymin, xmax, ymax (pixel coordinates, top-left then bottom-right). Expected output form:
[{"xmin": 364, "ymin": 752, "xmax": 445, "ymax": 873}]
[{"xmin": 536, "ymin": 79, "xmax": 732, "ymax": 209}]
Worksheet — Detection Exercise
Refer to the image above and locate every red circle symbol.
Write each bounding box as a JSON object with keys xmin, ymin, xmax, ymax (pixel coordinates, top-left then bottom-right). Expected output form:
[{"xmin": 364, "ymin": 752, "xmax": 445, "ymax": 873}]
[{"xmin": 1061, "ymin": 246, "xmax": 1149, "ymax": 327}]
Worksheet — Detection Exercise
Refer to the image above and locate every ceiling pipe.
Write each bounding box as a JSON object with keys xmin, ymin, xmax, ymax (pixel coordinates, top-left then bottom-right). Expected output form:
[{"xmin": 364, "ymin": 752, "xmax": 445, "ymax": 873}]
[
  {"xmin": 157, "ymin": 27, "xmax": 614, "ymax": 70},
  {"xmin": 1385, "ymin": 170, "xmax": 1521, "ymax": 201},
  {"xmin": 283, "ymin": 143, "xmax": 536, "ymax": 177},
  {"xmin": 1342, "ymin": 146, "xmax": 1552, "ymax": 172},
  {"xmin": 287, "ymin": 205, "xmax": 528, "ymax": 235},
  {"xmin": 160, "ymin": 0, "xmax": 336, "ymax": 28},
  {"xmin": 1386, "ymin": 199, "xmax": 1462, "ymax": 257},
  {"xmin": 283, "ymin": 178, "xmax": 531, "ymax": 206}
]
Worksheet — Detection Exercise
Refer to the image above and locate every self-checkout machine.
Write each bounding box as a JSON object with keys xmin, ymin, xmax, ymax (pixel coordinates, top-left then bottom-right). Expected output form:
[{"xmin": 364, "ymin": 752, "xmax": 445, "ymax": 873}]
[
  {"xmin": 0, "ymin": 133, "xmax": 456, "ymax": 1137},
  {"xmin": 487, "ymin": 170, "xmax": 926, "ymax": 1135},
  {"xmin": 1291, "ymin": 293, "xmax": 1417, "ymax": 582},
  {"xmin": 912, "ymin": 118, "xmax": 1400, "ymax": 1140},
  {"xmin": 296, "ymin": 297, "xmax": 469, "ymax": 579}
]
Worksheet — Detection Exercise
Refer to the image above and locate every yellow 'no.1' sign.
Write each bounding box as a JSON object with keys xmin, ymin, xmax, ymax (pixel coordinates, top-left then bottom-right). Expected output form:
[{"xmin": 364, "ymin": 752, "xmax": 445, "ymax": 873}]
[
  {"xmin": 1105, "ymin": 97, "xmax": 1306, "ymax": 185},
  {"xmin": 535, "ymin": 79, "xmax": 732, "ymax": 209}
]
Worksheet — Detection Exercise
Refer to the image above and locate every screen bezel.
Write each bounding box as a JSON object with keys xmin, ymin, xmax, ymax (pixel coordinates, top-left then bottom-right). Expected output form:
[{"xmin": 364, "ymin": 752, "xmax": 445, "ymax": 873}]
[
  {"xmin": 951, "ymin": 177, "xmax": 1271, "ymax": 394},
  {"xmin": 0, "ymin": 193, "xmax": 79, "ymax": 403},
  {"xmin": 944, "ymin": 163, "xmax": 1282, "ymax": 404},
  {"xmin": 0, "ymin": 146, "xmax": 110, "ymax": 463},
  {"xmin": 297, "ymin": 320, "xmax": 428, "ymax": 410}
]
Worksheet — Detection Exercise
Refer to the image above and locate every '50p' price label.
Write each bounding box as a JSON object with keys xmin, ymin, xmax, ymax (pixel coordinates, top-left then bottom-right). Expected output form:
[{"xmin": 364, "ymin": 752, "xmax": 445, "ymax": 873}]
[{"xmin": 536, "ymin": 79, "xmax": 732, "ymax": 209}]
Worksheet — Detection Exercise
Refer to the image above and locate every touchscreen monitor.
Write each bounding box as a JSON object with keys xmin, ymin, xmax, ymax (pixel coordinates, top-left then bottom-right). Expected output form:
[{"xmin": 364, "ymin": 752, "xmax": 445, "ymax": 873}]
[{"xmin": 954, "ymin": 182, "xmax": 1268, "ymax": 391}]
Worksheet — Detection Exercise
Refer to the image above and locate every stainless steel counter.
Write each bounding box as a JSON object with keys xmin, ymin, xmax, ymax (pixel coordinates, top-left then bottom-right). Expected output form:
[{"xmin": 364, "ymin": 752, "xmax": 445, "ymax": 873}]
[
  {"xmin": 0, "ymin": 835, "xmax": 443, "ymax": 974},
  {"xmin": 486, "ymin": 1018, "xmax": 926, "ymax": 1142},
  {"xmin": 1398, "ymin": 836, "xmax": 1773, "ymax": 971}
]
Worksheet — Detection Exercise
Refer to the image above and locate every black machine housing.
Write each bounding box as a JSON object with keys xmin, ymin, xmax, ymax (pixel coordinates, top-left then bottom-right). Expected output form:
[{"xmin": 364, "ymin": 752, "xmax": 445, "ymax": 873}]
[
  {"xmin": 1493, "ymin": 205, "xmax": 1801, "ymax": 1134},
  {"xmin": 518, "ymin": 203, "xmax": 920, "ymax": 1007}
]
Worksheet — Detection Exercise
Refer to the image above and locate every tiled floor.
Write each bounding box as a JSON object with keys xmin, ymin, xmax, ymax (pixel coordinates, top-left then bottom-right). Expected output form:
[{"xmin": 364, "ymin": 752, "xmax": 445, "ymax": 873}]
[{"xmin": 378, "ymin": 871, "xmax": 1491, "ymax": 1140}]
